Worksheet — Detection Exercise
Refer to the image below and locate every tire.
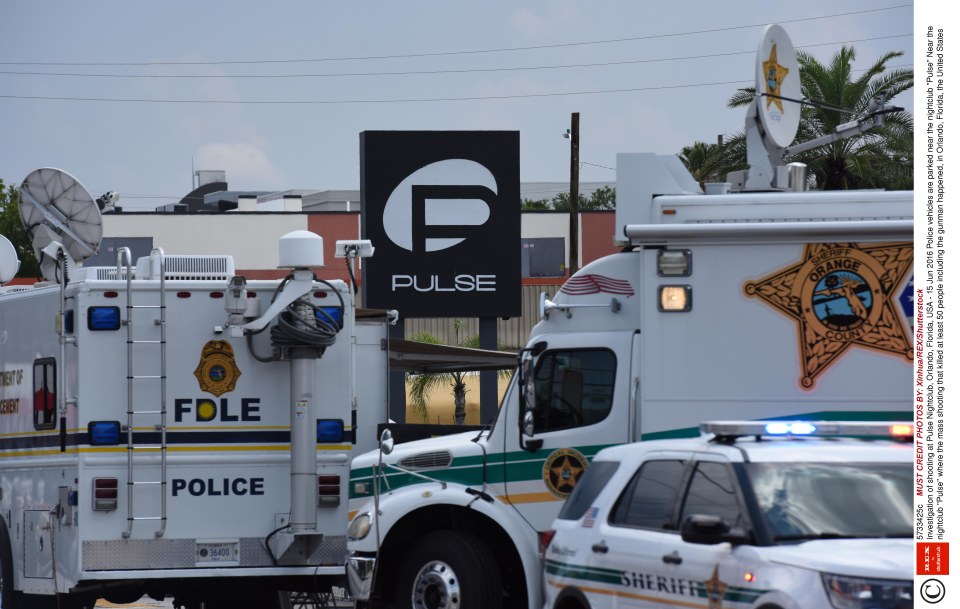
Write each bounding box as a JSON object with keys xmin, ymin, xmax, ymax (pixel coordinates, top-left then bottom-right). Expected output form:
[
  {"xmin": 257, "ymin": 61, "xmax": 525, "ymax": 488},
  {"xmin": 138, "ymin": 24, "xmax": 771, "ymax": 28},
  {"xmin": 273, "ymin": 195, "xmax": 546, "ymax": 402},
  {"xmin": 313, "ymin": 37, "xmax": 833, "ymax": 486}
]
[
  {"xmin": 396, "ymin": 530, "xmax": 503, "ymax": 609},
  {"xmin": 0, "ymin": 518, "xmax": 21, "ymax": 609}
]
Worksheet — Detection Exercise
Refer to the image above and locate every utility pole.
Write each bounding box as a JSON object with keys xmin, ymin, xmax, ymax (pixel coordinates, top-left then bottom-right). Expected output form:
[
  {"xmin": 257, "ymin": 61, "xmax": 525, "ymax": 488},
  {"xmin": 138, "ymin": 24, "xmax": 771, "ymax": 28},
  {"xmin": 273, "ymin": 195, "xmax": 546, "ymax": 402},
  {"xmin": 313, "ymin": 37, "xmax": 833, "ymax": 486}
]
[{"xmin": 568, "ymin": 112, "xmax": 580, "ymax": 276}]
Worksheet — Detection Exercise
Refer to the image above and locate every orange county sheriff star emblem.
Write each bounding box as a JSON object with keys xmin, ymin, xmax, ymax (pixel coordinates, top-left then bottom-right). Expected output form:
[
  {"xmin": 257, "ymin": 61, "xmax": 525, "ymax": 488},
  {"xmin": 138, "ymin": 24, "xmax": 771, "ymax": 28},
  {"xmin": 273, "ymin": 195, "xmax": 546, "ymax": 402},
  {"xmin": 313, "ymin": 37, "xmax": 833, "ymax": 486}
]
[
  {"xmin": 543, "ymin": 448, "xmax": 589, "ymax": 498},
  {"xmin": 193, "ymin": 340, "xmax": 241, "ymax": 397},
  {"xmin": 744, "ymin": 242, "xmax": 913, "ymax": 389},
  {"xmin": 763, "ymin": 43, "xmax": 790, "ymax": 113}
]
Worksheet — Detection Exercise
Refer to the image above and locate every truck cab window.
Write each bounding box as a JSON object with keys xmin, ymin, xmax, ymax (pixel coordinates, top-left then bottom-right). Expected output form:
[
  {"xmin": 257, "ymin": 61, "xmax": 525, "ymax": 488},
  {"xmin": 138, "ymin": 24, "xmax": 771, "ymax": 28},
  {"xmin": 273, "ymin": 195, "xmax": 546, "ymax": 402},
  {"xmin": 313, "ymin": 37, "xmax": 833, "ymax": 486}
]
[
  {"xmin": 33, "ymin": 358, "xmax": 57, "ymax": 430},
  {"xmin": 532, "ymin": 349, "xmax": 615, "ymax": 433}
]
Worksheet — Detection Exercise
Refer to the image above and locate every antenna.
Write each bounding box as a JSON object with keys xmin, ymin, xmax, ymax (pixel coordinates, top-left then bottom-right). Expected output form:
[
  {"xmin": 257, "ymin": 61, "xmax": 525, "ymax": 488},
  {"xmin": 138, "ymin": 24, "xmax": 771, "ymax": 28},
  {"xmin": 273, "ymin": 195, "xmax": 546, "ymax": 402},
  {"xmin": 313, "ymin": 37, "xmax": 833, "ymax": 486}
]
[
  {"xmin": 735, "ymin": 24, "xmax": 802, "ymax": 191},
  {"xmin": 19, "ymin": 167, "xmax": 103, "ymax": 282},
  {"xmin": 731, "ymin": 24, "xmax": 903, "ymax": 192}
]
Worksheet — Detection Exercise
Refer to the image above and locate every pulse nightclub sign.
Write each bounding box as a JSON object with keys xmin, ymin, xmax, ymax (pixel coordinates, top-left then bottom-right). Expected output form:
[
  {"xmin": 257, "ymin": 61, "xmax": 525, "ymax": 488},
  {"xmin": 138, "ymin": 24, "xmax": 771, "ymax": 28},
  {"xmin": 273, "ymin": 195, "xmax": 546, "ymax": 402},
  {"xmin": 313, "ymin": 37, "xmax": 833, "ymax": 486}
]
[{"xmin": 360, "ymin": 131, "xmax": 521, "ymax": 318}]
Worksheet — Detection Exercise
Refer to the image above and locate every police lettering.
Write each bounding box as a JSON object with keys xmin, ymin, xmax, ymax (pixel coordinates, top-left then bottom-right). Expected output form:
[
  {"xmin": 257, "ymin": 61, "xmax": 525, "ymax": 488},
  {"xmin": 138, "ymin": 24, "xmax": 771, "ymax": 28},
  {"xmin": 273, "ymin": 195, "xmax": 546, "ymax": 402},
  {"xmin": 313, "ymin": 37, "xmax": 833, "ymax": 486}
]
[
  {"xmin": 172, "ymin": 477, "xmax": 265, "ymax": 497},
  {"xmin": 620, "ymin": 570, "xmax": 699, "ymax": 597},
  {"xmin": 807, "ymin": 258, "xmax": 861, "ymax": 283},
  {"xmin": 174, "ymin": 398, "xmax": 261, "ymax": 422}
]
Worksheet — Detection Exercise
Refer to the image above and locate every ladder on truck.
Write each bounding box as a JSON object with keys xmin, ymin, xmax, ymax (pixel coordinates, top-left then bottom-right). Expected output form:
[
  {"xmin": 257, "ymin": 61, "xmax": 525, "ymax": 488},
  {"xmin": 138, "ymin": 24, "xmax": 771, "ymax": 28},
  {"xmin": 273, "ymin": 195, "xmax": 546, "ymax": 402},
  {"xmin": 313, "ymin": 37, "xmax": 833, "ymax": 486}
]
[{"xmin": 118, "ymin": 247, "xmax": 168, "ymax": 539}]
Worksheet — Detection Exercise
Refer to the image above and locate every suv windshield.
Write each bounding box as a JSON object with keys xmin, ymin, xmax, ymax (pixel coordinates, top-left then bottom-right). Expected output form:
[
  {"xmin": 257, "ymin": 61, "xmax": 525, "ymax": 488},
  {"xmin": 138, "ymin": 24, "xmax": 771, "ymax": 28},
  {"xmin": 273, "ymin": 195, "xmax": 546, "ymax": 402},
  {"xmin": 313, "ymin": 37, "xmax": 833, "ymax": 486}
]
[{"xmin": 746, "ymin": 462, "xmax": 912, "ymax": 541}]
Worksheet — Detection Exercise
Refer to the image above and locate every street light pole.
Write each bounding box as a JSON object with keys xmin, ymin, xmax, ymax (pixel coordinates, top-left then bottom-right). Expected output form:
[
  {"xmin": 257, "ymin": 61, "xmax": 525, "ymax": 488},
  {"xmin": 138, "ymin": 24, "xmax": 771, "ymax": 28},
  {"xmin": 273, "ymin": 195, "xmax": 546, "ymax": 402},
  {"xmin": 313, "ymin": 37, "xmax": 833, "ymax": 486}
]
[{"xmin": 568, "ymin": 112, "xmax": 580, "ymax": 276}]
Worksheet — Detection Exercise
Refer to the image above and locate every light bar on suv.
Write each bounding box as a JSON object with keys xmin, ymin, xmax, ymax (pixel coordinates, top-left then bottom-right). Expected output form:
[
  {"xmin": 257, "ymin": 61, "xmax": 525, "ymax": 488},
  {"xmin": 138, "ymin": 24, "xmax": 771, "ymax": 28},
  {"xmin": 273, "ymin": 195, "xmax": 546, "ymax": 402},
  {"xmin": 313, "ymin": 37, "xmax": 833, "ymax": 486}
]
[{"xmin": 702, "ymin": 420, "xmax": 914, "ymax": 441}]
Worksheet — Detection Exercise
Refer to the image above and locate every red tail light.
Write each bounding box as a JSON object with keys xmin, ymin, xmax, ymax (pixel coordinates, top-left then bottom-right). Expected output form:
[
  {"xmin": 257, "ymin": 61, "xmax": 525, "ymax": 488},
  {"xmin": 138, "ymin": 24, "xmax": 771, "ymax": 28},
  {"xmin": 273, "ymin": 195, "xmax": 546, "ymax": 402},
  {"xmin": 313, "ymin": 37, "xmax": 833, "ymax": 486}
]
[
  {"xmin": 93, "ymin": 477, "xmax": 119, "ymax": 511},
  {"xmin": 318, "ymin": 474, "xmax": 341, "ymax": 507}
]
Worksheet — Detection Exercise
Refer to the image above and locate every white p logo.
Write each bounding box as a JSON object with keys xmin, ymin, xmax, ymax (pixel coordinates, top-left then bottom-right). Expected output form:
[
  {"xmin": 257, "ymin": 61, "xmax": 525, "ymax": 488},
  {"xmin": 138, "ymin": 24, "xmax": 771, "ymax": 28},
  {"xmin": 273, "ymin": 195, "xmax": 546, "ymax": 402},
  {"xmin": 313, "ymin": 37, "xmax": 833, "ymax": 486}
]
[{"xmin": 382, "ymin": 159, "xmax": 498, "ymax": 253}]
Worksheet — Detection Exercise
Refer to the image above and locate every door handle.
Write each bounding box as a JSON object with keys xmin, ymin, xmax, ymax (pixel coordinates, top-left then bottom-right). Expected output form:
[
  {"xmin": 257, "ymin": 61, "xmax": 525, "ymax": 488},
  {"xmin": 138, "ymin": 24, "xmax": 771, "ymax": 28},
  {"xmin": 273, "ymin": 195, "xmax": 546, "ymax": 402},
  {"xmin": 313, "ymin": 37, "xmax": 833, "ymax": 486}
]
[
  {"xmin": 662, "ymin": 550, "xmax": 683, "ymax": 565},
  {"xmin": 591, "ymin": 541, "xmax": 609, "ymax": 554}
]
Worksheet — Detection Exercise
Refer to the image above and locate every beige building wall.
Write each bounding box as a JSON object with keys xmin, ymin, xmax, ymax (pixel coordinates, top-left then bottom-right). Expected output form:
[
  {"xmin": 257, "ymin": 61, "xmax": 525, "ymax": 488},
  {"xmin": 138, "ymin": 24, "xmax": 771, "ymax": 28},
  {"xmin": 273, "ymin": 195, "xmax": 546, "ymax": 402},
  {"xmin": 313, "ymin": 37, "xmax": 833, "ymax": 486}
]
[{"xmin": 102, "ymin": 214, "xmax": 308, "ymax": 270}]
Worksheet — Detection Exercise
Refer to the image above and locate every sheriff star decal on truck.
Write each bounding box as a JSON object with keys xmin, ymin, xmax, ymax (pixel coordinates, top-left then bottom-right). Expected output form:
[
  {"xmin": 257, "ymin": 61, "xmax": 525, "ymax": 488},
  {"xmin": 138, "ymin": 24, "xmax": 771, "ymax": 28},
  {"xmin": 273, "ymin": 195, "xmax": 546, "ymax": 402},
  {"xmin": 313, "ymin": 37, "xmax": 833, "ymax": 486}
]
[
  {"xmin": 543, "ymin": 448, "xmax": 589, "ymax": 498},
  {"xmin": 744, "ymin": 242, "xmax": 913, "ymax": 389}
]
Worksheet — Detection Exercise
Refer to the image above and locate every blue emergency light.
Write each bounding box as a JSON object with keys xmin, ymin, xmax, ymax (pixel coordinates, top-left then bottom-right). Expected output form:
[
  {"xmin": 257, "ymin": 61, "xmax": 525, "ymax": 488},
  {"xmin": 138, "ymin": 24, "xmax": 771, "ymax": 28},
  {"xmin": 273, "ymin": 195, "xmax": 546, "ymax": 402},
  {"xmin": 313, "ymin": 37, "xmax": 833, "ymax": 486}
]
[
  {"xmin": 317, "ymin": 419, "xmax": 345, "ymax": 443},
  {"xmin": 87, "ymin": 306, "xmax": 121, "ymax": 331},
  {"xmin": 88, "ymin": 421, "xmax": 122, "ymax": 445}
]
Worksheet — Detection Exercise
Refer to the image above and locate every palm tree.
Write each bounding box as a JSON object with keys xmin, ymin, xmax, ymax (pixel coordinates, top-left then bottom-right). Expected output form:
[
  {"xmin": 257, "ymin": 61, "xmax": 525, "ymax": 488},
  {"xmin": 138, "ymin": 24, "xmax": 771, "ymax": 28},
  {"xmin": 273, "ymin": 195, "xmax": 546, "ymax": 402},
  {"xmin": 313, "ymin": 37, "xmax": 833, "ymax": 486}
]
[
  {"xmin": 680, "ymin": 141, "xmax": 735, "ymax": 188},
  {"xmin": 407, "ymin": 330, "xmax": 471, "ymax": 424},
  {"xmin": 725, "ymin": 46, "xmax": 913, "ymax": 190},
  {"xmin": 407, "ymin": 321, "xmax": 511, "ymax": 424}
]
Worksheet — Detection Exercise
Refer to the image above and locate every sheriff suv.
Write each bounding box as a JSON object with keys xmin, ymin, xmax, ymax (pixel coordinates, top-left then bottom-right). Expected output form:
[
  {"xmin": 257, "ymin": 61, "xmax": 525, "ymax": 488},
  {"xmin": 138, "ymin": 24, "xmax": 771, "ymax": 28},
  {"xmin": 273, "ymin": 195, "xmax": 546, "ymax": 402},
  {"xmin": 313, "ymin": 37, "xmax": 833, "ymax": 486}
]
[{"xmin": 543, "ymin": 421, "xmax": 914, "ymax": 609}]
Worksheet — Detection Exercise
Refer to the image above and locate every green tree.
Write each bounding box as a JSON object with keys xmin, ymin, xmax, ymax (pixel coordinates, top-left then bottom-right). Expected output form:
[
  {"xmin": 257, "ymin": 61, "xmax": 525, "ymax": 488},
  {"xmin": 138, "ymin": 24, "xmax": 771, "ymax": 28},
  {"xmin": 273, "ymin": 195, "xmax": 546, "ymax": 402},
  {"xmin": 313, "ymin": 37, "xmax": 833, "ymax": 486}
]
[
  {"xmin": 521, "ymin": 198, "xmax": 552, "ymax": 211},
  {"xmin": 584, "ymin": 186, "xmax": 616, "ymax": 210},
  {"xmin": 0, "ymin": 179, "xmax": 41, "ymax": 279},
  {"xmin": 724, "ymin": 46, "xmax": 914, "ymax": 190},
  {"xmin": 679, "ymin": 141, "xmax": 729, "ymax": 188},
  {"xmin": 521, "ymin": 187, "xmax": 616, "ymax": 211},
  {"xmin": 546, "ymin": 191, "xmax": 588, "ymax": 212}
]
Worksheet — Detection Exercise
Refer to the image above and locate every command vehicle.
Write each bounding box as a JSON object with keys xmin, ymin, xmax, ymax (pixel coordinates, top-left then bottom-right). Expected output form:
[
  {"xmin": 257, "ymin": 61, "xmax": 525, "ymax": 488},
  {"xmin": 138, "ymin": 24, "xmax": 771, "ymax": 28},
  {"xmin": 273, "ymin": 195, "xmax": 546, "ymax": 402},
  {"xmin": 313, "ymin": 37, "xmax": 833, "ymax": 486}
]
[
  {"xmin": 543, "ymin": 420, "xmax": 913, "ymax": 609},
  {"xmin": 0, "ymin": 168, "xmax": 395, "ymax": 608},
  {"xmin": 344, "ymin": 25, "xmax": 914, "ymax": 609}
]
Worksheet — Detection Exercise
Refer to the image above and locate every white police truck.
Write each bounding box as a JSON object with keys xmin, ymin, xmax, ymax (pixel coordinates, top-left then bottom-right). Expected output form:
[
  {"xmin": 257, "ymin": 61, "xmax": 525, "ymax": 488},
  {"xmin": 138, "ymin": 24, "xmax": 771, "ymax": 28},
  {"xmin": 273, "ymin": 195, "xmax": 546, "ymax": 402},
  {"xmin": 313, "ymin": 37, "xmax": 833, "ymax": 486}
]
[
  {"xmin": 543, "ymin": 420, "xmax": 913, "ymax": 609},
  {"xmin": 345, "ymin": 24, "xmax": 914, "ymax": 609},
  {"xmin": 0, "ymin": 168, "xmax": 393, "ymax": 609}
]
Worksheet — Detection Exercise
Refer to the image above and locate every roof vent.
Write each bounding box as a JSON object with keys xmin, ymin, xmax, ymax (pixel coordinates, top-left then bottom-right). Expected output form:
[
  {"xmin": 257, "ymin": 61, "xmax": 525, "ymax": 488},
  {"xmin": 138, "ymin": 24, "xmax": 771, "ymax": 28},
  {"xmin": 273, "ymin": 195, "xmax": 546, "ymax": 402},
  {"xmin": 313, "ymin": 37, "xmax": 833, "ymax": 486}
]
[{"xmin": 136, "ymin": 255, "xmax": 235, "ymax": 280}]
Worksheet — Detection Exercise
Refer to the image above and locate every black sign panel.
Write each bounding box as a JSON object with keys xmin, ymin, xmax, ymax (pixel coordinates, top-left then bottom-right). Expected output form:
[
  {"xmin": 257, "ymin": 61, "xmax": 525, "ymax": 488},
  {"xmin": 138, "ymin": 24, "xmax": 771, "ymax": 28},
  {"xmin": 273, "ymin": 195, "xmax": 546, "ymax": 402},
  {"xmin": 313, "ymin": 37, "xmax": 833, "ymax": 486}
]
[{"xmin": 361, "ymin": 131, "xmax": 521, "ymax": 317}]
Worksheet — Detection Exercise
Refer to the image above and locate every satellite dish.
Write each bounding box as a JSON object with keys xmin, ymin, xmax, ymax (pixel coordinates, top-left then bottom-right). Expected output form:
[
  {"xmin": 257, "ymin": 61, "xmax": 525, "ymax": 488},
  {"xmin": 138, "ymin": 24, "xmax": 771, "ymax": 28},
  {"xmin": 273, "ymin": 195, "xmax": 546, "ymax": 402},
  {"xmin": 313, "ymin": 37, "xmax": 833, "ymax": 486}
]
[
  {"xmin": 19, "ymin": 168, "xmax": 103, "ymax": 273},
  {"xmin": 755, "ymin": 24, "xmax": 801, "ymax": 148},
  {"xmin": 0, "ymin": 235, "xmax": 20, "ymax": 284}
]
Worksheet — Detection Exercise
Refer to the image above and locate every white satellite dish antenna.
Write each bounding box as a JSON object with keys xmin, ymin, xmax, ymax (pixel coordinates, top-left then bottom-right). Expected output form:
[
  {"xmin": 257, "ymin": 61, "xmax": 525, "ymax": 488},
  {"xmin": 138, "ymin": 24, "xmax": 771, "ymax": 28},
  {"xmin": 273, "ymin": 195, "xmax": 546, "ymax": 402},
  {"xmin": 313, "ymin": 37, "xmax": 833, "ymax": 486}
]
[
  {"xmin": 19, "ymin": 168, "xmax": 102, "ymax": 281},
  {"xmin": 728, "ymin": 24, "xmax": 903, "ymax": 192},
  {"xmin": 0, "ymin": 235, "xmax": 20, "ymax": 284},
  {"xmin": 755, "ymin": 24, "xmax": 801, "ymax": 148}
]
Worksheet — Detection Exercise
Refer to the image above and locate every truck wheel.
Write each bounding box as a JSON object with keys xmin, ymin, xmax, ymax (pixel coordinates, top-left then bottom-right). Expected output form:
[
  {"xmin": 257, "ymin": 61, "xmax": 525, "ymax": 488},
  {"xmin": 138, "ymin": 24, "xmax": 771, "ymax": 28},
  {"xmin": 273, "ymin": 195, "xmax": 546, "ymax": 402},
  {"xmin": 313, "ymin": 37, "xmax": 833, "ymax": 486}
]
[{"xmin": 396, "ymin": 530, "xmax": 502, "ymax": 609}]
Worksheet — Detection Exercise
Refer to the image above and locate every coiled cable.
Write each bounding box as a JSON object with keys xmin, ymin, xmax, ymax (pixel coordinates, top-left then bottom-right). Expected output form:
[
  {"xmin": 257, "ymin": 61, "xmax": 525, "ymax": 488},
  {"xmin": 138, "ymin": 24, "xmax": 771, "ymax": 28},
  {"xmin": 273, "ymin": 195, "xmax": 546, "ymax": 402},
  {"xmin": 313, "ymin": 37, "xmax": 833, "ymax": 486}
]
[{"xmin": 246, "ymin": 276, "xmax": 345, "ymax": 361}]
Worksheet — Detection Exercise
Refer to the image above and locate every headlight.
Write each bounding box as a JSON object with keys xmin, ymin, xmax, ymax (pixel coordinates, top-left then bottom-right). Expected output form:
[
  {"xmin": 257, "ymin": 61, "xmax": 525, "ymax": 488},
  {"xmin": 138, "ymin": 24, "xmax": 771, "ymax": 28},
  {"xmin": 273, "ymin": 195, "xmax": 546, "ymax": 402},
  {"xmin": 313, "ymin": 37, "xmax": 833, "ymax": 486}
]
[
  {"xmin": 821, "ymin": 573, "xmax": 912, "ymax": 609},
  {"xmin": 347, "ymin": 512, "xmax": 372, "ymax": 541}
]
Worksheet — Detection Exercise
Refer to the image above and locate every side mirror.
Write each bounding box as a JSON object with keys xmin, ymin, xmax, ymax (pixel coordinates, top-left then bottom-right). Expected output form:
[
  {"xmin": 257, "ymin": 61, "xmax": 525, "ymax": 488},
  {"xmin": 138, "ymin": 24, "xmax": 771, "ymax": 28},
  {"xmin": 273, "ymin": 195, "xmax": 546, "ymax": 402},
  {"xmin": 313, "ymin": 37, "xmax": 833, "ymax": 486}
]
[
  {"xmin": 680, "ymin": 514, "xmax": 749, "ymax": 546},
  {"xmin": 522, "ymin": 410, "xmax": 535, "ymax": 437},
  {"xmin": 379, "ymin": 428, "xmax": 394, "ymax": 456},
  {"xmin": 517, "ymin": 341, "xmax": 546, "ymax": 452}
]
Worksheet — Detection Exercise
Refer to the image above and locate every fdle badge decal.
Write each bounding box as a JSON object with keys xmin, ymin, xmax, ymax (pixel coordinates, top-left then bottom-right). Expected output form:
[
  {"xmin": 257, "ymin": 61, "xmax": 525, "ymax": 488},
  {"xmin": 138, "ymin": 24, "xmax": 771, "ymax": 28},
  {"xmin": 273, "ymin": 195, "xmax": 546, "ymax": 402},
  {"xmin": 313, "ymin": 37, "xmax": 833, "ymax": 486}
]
[
  {"xmin": 543, "ymin": 448, "xmax": 589, "ymax": 498},
  {"xmin": 744, "ymin": 242, "xmax": 912, "ymax": 389},
  {"xmin": 193, "ymin": 341, "xmax": 241, "ymax": 397}
]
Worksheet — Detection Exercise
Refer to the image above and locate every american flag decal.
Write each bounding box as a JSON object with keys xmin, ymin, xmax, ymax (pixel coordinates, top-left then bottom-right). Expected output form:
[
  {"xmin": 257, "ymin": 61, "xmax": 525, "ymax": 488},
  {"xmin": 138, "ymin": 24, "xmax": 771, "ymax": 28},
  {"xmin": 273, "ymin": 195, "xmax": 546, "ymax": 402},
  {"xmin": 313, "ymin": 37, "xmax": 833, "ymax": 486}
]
[
  {"xmin": 560, "ymin": 274, "xmax": 634, "ymax": 297},
  {"xmin": 582, "ymin": 506, "xmax": 599, "ymax": 528}
]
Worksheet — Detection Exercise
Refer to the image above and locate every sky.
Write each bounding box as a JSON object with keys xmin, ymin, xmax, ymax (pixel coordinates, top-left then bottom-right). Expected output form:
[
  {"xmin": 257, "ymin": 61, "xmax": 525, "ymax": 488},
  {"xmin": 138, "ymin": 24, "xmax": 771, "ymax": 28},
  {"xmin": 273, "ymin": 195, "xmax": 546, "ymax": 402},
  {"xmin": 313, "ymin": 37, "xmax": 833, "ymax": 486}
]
[{"xmin": 1, "ymin": 1, "xmax": 915, "ymax": 210}]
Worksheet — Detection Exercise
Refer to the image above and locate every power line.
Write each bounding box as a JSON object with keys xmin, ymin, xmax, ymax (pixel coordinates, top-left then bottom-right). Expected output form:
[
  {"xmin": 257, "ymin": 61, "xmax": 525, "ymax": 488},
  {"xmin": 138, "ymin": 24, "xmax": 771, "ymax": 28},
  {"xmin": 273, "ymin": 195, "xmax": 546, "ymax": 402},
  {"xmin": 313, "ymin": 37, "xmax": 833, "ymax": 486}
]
[
  {"xmin": 581, "ymin": 162, "xmax": 616, "ymax": 172},
  {"xmin": 0, "ymin": 4, "xmax": 911, "ymax": 68},
  {"xmin": 0, "ymin": 64, "xmax": 911, "ymax": 105},
  {"xmin": 0, "ymin": 79, "xmax": 758, "ymax": 105},
  {"xmin": 0, "ymin": 34, "xmax": 910, "ymax": 80}
]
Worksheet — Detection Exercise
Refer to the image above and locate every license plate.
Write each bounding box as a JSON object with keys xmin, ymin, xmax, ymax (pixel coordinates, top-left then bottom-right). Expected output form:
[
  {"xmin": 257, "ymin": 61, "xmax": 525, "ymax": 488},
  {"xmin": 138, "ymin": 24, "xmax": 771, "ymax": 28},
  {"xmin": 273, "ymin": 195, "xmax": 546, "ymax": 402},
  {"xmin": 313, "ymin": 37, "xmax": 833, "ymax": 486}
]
[{"xmin": 196, "ymin": 541, "xmax": 239, "ymax": 564}]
